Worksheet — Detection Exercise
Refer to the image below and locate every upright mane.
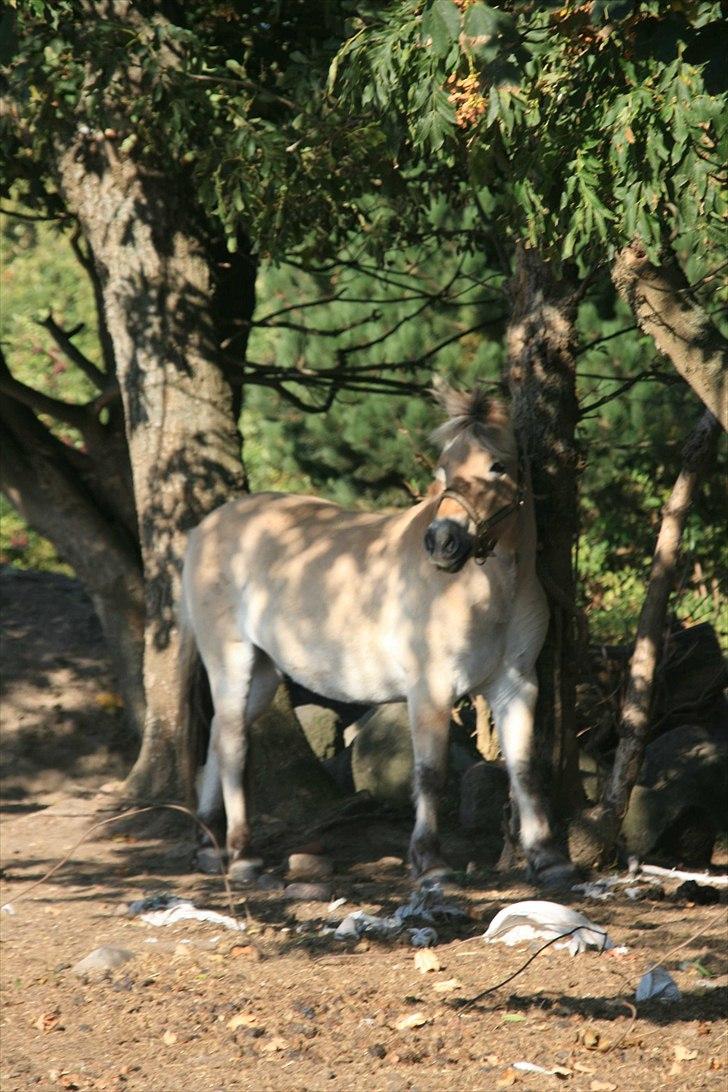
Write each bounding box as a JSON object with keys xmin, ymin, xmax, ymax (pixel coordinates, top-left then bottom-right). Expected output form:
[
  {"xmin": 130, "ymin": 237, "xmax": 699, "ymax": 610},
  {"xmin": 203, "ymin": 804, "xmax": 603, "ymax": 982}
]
[{"xmin": 430, "ymin": 381, "xmax": 516, "ymax": 460}]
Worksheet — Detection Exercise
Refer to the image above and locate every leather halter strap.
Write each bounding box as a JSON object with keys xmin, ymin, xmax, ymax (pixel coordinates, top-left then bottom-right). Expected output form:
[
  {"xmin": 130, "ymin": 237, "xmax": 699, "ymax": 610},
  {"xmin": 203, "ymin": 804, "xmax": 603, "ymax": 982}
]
[{"xmin": 434, "ymin": 483, "xmax": 525, "ymax": 564}]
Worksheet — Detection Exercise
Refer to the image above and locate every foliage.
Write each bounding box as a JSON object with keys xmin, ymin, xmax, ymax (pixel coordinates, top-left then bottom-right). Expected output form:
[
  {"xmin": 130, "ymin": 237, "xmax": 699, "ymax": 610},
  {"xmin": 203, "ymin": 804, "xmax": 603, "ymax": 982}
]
[
  {"xmin": 1, "ymin": 0, "xmax": 725, "ymax": 646},
  {"xmin": 333, "ymin": 0, "xmax": 727, "ymax": 267}
]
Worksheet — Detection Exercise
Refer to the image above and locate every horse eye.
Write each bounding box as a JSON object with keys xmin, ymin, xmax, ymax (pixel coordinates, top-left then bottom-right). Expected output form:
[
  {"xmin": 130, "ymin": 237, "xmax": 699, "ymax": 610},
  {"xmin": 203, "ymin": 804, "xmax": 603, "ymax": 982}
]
[{"xmin": 490, "ymin": 462, "xmax": 506, "ymax": 476}]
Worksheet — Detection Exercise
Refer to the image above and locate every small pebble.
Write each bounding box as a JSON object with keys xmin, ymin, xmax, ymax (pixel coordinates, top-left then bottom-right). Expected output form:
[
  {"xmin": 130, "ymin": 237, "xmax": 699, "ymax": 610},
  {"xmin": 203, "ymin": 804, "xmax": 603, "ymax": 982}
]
[
  {"xmin": 256, "ymin": 873, "xmax": 286, "ymax": 893},
  {"xmin": 287, "ymin": 853, "xmax": 334, "ymax": 881},
  {"xmin": 195, "ymin": 847, "xmax": 225, "ymax": 875},
  {"xmin": 228, "ymin": 858, "xmax": 263, "ymax": 885},
  {"xmin": 283, "ymin": 882, "xmax": 332, "ymax": 901}
]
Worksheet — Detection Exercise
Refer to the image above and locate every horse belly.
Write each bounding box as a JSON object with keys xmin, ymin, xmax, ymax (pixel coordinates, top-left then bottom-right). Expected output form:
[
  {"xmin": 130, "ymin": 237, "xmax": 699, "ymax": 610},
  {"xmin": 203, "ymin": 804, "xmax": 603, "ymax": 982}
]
[{"xmin": 239, "ymin": 585, "xmax": 408, "ymax": 706}]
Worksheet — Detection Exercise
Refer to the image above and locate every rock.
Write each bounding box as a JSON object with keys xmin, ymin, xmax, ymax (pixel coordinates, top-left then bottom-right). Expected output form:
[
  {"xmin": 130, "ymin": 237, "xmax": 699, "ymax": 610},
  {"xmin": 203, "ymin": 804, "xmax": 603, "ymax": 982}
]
[
  {"xmin": 622, "ymin": 725, "xmax": 728, "ymax": 865},
  {"xmin": 674, "ymin": 880, "xmax": 720, "ymax": 905},
  {"xmin": 195, "ymin": 847, "xmax": 225, "ymax": 875},
  {"xmin": 287, "ymin": 853, "xmax": 334, "ymax": 881},
  {"xmin": 72, "ymin": 946, "xmax": 134, "ymax": 979},
  {"xmin": 228, "ymin": 858, "xmax": 263, "ymax": 885},
  {"xmin": 350, "ymin": 705, "xmax": 413, "ymax": 805},
  {"xmin": 256, "ymin": 873, "xmax": 286, "ymax": 893},
  {"xmin": 295, "ymin": 704, "xmax": 343, "ymax": 762},
  {"xmin": 283, "ymin": 882, "xmax": 332, "ymax": 901},
  {"xmin": 459, "ymin": 761, "xmax": 509, "ymax": 831}
]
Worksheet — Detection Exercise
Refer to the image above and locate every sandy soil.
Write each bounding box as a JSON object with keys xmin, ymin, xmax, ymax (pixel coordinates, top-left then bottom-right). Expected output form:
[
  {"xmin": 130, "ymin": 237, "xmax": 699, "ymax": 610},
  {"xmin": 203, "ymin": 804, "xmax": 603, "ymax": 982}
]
[{"xmin": 1, "ymin": 568, "xmax": 726, "ymax": 1092}]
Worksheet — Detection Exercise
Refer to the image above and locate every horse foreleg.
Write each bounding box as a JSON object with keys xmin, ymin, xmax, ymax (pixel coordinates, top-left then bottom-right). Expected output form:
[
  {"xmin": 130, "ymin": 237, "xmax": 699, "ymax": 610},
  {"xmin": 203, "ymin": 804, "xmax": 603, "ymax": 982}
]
[
  {"xmin": 408, "ymin": 693, "xmax": 452, "ymax": 878},
  {"xmin": 485, "ymin": 671, "xmax": 576, "ymax": 886}
]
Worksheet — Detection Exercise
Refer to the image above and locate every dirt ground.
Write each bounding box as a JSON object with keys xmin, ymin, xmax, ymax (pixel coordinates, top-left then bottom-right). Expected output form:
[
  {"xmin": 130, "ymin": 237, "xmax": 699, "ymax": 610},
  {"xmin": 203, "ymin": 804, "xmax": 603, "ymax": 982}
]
[{"xmin": 1, "ymin": 568, "xmax": 727, "ymax": 1092}]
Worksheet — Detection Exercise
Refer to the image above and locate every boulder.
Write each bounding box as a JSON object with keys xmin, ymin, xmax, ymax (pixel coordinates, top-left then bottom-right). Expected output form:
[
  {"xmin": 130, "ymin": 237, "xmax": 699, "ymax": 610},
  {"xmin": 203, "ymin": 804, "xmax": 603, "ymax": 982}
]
[
  {"xmin": 459, "ymin": 761, "xmax": 509, "ymax": 831},
  {"xmin": 622, "ymin": 724, "xmax": 728, "ymax": 865},
  {"xmin": 295, "ymin": 704, "xmax": 343, "ymax": 762},
  {"xmin": 350, "ymin": 705, "xmax": 413, "ymax": 806}
]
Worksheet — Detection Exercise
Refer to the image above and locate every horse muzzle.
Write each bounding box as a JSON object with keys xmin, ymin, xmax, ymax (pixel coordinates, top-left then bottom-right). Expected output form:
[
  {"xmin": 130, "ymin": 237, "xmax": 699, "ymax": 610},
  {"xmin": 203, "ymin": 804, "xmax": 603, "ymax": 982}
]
[{"xmin": 424, "ymin": 518, "xmax": 473, "ymax": 572}]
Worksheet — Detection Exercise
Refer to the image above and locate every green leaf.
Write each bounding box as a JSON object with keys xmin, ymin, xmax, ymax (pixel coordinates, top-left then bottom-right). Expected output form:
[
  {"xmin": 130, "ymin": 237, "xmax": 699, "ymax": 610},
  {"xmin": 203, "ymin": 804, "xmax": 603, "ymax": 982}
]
[{"xmin": 424, "ymin": 0, "xmax": 461, "ymax": 59}]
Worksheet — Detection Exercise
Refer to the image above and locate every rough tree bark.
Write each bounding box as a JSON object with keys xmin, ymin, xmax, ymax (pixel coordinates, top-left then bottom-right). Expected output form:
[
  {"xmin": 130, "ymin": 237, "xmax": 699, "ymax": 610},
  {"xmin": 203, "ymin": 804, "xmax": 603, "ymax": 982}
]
[
  {"xmin": 0, "ymin": 382, "xmax": 146, "ymax": 735},
  {"xmin": 55, "ymin": 139, "xmax": 251, "ymax": 800},
  {"xmin": 506, "ymin": 245, "xmax": 584, "ymax": 819},
  {"xmin": 613, "ymin": 242, "xmax": 728, "ymax": 430},
  {"xmin": 571, "ymin": 408, "xmax": 721, "ymax": 863}
]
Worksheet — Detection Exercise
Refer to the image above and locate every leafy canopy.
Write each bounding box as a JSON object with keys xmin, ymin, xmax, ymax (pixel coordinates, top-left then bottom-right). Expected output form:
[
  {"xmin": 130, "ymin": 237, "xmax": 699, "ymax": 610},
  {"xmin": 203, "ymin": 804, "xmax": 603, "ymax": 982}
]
[{"xmin": 333, "ymin": 1, "xmax": 727, "ymax": 264}]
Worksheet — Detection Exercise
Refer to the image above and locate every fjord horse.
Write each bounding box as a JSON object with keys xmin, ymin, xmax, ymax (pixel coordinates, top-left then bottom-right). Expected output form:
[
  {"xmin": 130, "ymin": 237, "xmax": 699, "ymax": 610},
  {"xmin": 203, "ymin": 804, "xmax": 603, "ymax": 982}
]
[{"xmin": 179, "ymin": 385, "xmax": 574, "ymax": 884}]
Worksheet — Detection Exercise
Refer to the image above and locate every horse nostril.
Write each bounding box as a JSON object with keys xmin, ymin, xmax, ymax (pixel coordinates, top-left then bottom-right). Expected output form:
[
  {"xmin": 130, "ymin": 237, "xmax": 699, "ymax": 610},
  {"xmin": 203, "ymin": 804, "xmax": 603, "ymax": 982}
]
[{"xmin": 424, "ymin": 528, "xmax": 436, "ymax": 554}]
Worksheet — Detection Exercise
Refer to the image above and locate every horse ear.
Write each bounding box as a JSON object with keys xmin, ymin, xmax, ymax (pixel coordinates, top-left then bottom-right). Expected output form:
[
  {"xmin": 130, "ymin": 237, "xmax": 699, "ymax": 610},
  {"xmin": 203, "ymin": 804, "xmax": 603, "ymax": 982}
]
[{"xmin": 431, "ymin": 378, "xmax": 481, "ymax": 422}]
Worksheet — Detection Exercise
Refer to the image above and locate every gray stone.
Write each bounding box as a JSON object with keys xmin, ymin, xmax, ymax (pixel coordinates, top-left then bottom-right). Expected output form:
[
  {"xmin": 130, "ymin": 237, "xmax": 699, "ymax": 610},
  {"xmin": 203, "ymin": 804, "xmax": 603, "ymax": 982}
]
[
  {"xmin": 228, "ymin": 857, "xmax": 264, "ymax": 885},
  {"xmin": 350, "ymin": 705, "xmax": 413, "ymax": 805},
  {"xmin": 287, "ymin": 853, "xmax": 334, "ymax": 881},
  {"xmin": 295, "ymin": 704, "xmax": 342, "ymax": 762},
  {"xmin": 622, "ymin": 725, "xmax": 728, "ymax": 864},
  {"xmin": 72, "ymin": 946, "xmax": 134, "ymax": 979},
  {"xmin": 195, "ymin": 847, "xmax": 225, "ymax": 875},
  {"xmin": 283, "ymin": 882, "xmax": 332, "ymax": 901},
  {"xmin": 256, "ymin": 873, "xmax": 286, "ymax": 893},
  {"xmin": 459, "ymin": 761, "xmax": 509, "ymax": 831}
]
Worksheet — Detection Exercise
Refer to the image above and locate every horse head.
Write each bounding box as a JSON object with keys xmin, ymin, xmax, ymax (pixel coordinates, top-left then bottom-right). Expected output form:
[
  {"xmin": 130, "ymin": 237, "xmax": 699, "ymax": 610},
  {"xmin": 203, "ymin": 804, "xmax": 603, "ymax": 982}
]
[{"xmin": 425, "ymin": 383, "xmax": 522, "ymax": 572}]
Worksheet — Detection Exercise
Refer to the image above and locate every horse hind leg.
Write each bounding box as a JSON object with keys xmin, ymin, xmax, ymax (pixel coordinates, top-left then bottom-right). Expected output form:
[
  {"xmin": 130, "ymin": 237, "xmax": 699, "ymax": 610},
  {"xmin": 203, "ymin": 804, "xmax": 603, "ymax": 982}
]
[{"xmin": 204, "ymin": 645, "xmax": 279, "ymax": 868}]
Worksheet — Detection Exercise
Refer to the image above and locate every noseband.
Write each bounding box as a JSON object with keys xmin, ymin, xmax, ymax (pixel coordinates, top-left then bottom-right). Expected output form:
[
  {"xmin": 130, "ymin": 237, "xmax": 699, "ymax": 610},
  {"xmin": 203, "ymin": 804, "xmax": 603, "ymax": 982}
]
[{"xmin": 434, "ymin": 474, "xmax": 525, "ymax": 564}]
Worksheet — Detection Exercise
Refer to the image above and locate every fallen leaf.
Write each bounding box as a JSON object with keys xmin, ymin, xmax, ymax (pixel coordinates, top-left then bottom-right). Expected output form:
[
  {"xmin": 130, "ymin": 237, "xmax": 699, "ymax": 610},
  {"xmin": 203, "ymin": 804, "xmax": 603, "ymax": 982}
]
[
  {"xmin": 229, "ymin": 944, "xmax": 261, "ymax": 961},
  {"xmin": 709, "ymin": 1057, "xmax": 723, "ymax": 1070},
  {"xmin": 96, "ymin": 690, "xmax": 124, "ymax": 711},
  {"xmin": 502, "ymin": 1013, "xmax": 527, "ymax": 1023},
  {"xmin": 590, "ymin": 1081, "xmax": 616, "ymax": 1092},
  {"xmin": 432, "ymin": 978, "xmax": 462, "ymax": 993},
  {"xmin": 573, "ymin": 1061, "xmax": 595, "ymax": 1074},
  {"xmin": 261, "ymin": 1035, "xmax": 287, "ymax": 1053},
  {"xmin": 162, "ymin": 1030, "xmax": 178, "ymax": 1045},
  {"xmin": 394, "ymin": 1012, "xmax": 430, "ymax": 1031},
  {"xmin": 59, "ymin": 1077, "xmax": 81, "ymax": 1091},
  {"xmin": 668, "ymin": 1062, "xmax": 682, "ymax": 1077},
  {"xmin": 625, "ymin": 127, "xmax": 635, "ymax": 144},
  {"xmin": 35, "ymin": 1010, "xmax": 61, "ymax": 1033},
  {"xmin": 496, "ymin": 1070, "xmax": 518, "ymax": 1088},
  {"xmin": 414, "ymin": 949, "xmax": 441, "ymax": 974},
  {"xmin": 227, "ymin": 1012, "xmax": 258, "ymax": 1031},
  {"xmin": 674, "ymin": 1044, "xmax": 698, "ymax": 1062}
]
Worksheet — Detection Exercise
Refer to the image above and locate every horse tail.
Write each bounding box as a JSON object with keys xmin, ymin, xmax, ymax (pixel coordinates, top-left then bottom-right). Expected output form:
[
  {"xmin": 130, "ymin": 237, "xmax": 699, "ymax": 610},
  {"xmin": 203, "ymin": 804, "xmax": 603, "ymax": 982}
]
[{"xmin": 177, "ymin": 594, "xmax": 212, "ymax": 808}]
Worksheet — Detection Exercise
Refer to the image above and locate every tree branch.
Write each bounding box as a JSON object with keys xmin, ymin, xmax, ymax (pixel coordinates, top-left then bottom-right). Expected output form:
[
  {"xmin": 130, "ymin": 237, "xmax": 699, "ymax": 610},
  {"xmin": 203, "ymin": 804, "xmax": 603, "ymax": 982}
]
[
  {"xmin": 39, "ymin": 314, "xmax": 108, "ymax": 389},
  {"xmin": 612, "ymin": 242, "xmax": 728, "ymax": 430}
]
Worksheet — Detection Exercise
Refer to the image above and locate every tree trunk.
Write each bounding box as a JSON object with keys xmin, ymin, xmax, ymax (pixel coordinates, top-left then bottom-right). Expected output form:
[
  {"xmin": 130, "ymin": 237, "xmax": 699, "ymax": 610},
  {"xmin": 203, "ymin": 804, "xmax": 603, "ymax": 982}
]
[
  {"xmin": 506, "ymin": 245, "xmax": 584, "ymax": 817},
  {"xmin": 571, "ymin": 408, "xmax": 721, "ymax": 865},
  {"xmin": 612, "ymin": 242, "xmax": 728, "ymax": 431},
  {"xmin": 56, "ymin": 139, "xmax": 249, "ymax": 800},
  {"xmin": 1, "ymin": 396, "xmax": 146, "ymax": 736}
]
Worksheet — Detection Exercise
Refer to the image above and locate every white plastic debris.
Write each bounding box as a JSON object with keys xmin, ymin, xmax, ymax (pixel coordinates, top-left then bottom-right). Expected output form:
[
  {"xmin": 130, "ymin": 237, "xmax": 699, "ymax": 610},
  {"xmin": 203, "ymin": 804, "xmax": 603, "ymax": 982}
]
[
  {"xmin": 128, "ymin": 894, "xmax": 245, "ymax": 933},
  {"xmin": 327, "ymin": 896, "xmax": 347, "ymax": 913},
  {"xmin": 1, "ymin": 903, "xmax": 16, "ymax": 915},
  {"xmin": 334, "ymin": 883, "xmax": 466, "ymax": 945},
  {"xmin": 410, "ymin": 927, "xmax": 438, "ymax": 948},
  {"xmin": 483, "ymin": 900, "xmax": 614, "ymax": 955},
  {"xmin": 513, "ymin": 1061, "xmax": 572, "ymax": 1077},
  {"xmin": 572, "ymin": 879, "xmax": 617, "ymax": 901},
  {"xmin": 635, "ymin": 967, "xmax": 681, "ymax": 1002}
]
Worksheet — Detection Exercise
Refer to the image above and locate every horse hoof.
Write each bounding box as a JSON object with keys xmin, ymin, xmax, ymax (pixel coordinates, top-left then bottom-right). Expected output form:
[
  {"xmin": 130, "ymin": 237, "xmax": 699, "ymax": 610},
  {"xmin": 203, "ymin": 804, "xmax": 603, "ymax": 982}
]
[
  {"xmin": 228, "ymin": 857, "xmax": 264, "ymax": 885},
  {"xmin": 416, "ymin": 864, "xmax": 458, "ymax": 888}
]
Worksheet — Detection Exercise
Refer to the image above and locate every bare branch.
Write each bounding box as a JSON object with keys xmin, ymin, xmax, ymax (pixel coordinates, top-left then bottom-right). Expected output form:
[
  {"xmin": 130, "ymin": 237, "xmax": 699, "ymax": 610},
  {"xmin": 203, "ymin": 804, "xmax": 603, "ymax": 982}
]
[
  {"xmin": 39, "ymin": 314, "xmax": 108, "ymax": 389},
  {"xmin": 0, "ymin": 355, "xmax": 90, "ymax": 430}
]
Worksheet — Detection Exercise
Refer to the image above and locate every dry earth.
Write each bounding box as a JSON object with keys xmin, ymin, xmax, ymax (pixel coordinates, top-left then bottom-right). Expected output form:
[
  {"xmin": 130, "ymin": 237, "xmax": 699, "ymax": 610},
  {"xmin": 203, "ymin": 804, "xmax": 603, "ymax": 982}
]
[{"xmin": 1, "ymin": 568, "xmax": 727, "ymax": 1092}]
